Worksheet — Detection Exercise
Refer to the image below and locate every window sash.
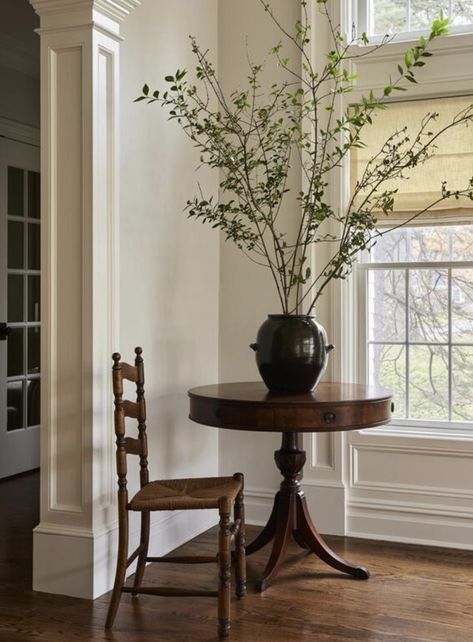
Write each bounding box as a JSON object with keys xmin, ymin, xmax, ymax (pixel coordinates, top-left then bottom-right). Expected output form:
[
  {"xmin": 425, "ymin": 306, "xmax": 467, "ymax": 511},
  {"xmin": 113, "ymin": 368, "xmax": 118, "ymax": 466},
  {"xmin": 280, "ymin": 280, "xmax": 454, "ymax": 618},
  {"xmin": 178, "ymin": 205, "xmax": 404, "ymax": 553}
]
[{"xmin": 357, "ymin": 259, "xmax": 473, "ymax": 426}]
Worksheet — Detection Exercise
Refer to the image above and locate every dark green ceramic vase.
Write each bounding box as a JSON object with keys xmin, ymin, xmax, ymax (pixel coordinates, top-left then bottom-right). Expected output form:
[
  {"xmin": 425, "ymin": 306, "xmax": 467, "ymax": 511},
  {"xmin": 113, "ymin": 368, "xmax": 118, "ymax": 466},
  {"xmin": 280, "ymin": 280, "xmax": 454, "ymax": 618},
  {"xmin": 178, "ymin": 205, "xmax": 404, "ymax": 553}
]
[{"xmin": 250, "ymin": 314, "xmax": 334, "ymax": 393}]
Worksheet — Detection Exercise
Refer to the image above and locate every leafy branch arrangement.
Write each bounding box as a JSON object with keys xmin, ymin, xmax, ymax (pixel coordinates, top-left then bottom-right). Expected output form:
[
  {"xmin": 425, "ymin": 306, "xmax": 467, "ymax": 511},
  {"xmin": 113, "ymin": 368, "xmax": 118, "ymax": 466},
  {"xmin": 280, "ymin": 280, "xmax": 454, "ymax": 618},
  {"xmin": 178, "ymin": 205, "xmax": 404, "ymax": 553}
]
[{"xmin": 136, "ymin": 0, "xmax": 473, "ymax": 314}]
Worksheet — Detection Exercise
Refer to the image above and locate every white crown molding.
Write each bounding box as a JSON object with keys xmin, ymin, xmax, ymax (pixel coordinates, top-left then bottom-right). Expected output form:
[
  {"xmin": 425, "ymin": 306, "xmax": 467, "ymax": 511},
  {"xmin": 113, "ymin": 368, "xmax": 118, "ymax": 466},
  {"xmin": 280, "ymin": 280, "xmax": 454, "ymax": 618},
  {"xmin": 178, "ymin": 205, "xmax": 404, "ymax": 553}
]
[
  {"xmin": 29, "ymin": 0, "xmax": 140, "ymax": 22},
  {"xmin": 0, "ymin": 117, "xmax": 40, "ymax": 147}
]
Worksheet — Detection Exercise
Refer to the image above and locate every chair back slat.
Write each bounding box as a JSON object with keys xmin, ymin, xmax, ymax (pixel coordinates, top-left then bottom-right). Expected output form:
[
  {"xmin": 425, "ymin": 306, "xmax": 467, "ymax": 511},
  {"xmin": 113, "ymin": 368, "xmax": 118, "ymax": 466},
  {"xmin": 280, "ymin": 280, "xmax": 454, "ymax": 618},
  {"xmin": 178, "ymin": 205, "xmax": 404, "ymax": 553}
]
[
  {"xmin": 121, "ymin": 362, "xmax": 139, "ymax": 382},
  {"xmin": 112, "ymin": 347, "xmax": 150, "ymax": 491},
  {"xmin": 124, "ymin": 437, "xmax": 141, "ymax": 455},
  {"xmin": 122, "ymin": 399, "xmax": 143, "ymax": 420}
]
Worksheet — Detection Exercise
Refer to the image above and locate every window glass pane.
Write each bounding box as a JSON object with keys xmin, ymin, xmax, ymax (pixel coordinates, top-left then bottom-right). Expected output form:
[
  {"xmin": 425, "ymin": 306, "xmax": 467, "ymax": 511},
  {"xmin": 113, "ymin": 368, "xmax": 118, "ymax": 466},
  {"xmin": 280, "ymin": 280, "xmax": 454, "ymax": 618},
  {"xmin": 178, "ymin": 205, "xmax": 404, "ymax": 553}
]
[
  {"xmin": 8, "ymin": 274, "xmax": 24, "ymax": 323},
  {"xmin": 28, "ymin": 223, "xmax": 40, "ymax": 270},
  {"xmin": 409, "ymin": 345, "xmax": 449, "ymax": 419},
  {"xmin": 370, "ymin": 229, "xmax": 408, "ymax": 262},
  {"xmin": 368, "ymin": 269, "xmax": 406, "ymax": 341},
  {"xmin": 28, "ymin": 171, "xmax": 40, "ymax": 219},
  {"xmin": 8, "ymin": 221, "xmax": 24, "ymax": 269},
  {"xmin": 410, "ymin": 0, "xmax": 448, "ymax": 31},
  {"xmin": 451, "ymin": 226, "xmax": 473, "ymax": 260},
  {"xmin": 409, "ymin": 269, "xmax": 448, "ymax": 342},
  {"xmin": 372, "ymin": 0, "xmax": 407, "ymax": 35},
  {"xmin": 452, "ymin": 269, "xmax": 473, "ymax": 342},
  {"xmin": 28, "ymin": 275, "xmax": 40, "ymax": 322},
  {"xmin": 8, "ymin": 167, "xmax": 24, "ymax": 217},
  {"xmin": 27, "ymin": 379, "xmax": 40, "ymax": 427},
  {"xmin": 409, "ymin": 227, "xmax": 450, "ymax": 262},
  {"xmin": 369, "ymin": 344, "xmax": 406, "ymax": 417},
  {"xmin": 452, "ymin": 0, "xmax": 473, "ymax": 25},
  {"xmin": 28, "ymin": 327, "xmax": 40, "ymax": 374},
  {"xmin": 8, "ymin": 327, "xmax": 24, "ymax": 377},
  {"xmin": 452, "ymin": 347, "xmax": 473, "ymax": 421},
  {"xmin": 370, "ymin": 225, "xmax": 473, "ymax": 264},
  {"xmin": 7, "ymin": 381, "xmax": 24, "ymax": 431}
]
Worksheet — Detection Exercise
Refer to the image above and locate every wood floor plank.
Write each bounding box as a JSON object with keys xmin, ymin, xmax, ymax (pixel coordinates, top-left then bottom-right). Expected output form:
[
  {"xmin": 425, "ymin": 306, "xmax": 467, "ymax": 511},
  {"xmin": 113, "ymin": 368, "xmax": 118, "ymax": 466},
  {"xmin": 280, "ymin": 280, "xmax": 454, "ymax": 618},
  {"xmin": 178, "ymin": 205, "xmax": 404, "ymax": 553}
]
[{"xmin": 1, "ymin": 471, "xmax": 473, "ymax": 641}]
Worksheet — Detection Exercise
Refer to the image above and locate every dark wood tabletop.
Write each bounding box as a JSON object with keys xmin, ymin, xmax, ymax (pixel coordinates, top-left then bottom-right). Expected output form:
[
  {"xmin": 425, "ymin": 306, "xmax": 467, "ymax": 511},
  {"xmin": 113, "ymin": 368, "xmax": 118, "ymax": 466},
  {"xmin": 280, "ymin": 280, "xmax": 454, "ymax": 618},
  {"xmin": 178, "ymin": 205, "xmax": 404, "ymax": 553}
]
[{"xmin": 189, "ymin": 381, "xmax": 392, "ymax": 433}]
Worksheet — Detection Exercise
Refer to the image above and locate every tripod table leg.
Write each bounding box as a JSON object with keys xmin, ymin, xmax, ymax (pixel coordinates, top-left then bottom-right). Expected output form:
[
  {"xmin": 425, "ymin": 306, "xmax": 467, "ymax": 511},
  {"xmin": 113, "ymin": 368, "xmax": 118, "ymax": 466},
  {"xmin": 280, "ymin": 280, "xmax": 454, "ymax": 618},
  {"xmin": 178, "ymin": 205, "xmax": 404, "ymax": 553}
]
[
  {"xmin": 295, "ymin": 491, "xmax": 369, "ymax": 580},
  {"xmin": 256, "ymin": 492, "xmax": 295, "ymax": 592}
]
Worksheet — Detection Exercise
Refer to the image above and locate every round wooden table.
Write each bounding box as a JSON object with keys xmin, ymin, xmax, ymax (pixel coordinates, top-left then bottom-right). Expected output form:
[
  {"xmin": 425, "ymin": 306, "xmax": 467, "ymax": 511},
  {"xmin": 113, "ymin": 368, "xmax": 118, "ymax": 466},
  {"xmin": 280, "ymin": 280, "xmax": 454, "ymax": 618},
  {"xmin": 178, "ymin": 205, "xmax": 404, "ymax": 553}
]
[{"xmin": 188, "ymin": 381, "xmax": 392, "ymax": 591}]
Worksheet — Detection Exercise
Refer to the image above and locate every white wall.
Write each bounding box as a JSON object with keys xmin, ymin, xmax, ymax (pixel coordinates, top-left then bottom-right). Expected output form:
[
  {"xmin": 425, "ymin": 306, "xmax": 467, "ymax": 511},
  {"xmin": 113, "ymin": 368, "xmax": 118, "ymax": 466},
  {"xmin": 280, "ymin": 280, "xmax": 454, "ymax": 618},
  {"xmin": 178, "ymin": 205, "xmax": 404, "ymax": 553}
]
[
  {"xmin": 120, "ymin": 0, "xmax": 221, "ymax": 551},
  {"xmin": 218, "ymin": 0, "xmax": 303, "ymax": 522}
]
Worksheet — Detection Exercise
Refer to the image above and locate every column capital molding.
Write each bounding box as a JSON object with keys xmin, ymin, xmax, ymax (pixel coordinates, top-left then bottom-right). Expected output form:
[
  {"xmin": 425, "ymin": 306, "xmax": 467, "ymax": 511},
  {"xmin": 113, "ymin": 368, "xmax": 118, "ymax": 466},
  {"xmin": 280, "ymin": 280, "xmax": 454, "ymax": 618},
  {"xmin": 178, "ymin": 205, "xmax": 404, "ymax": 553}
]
[{"xmin": 30, "ymin": 0, "xmax": 140, "ymax": 27}]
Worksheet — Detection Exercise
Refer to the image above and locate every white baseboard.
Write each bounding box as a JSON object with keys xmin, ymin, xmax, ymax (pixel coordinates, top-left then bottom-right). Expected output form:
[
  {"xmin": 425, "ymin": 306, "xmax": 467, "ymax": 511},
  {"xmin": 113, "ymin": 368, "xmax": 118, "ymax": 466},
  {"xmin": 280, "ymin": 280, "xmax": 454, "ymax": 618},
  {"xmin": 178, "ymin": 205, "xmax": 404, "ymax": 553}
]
[
  {"xmin": 33, "ymin": 510, "xmax": 217, "ymax": 599},
  {"xmin": 348, "ymin": 498, "xmax": 473, "ymax": 550},
  {"xmin": 244, "ymin": 486, "xmax": 275, "ymax": 527}
]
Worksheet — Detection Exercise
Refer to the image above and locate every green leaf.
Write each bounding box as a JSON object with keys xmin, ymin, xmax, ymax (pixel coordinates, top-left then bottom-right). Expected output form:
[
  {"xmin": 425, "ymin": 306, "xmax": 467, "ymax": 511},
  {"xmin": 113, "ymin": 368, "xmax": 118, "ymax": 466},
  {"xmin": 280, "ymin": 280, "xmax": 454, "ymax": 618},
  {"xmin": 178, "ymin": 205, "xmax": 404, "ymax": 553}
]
[
  {"xmin": 164, "ymin": 75, "xmax": 175, "ymax": 82},
  {"xmin": 404, "ymin": 51, "xmax": 412, "ymax": 68},
  {"xmin": 142, "ymin": 84, "xmax": 149, "ymax": 96}
]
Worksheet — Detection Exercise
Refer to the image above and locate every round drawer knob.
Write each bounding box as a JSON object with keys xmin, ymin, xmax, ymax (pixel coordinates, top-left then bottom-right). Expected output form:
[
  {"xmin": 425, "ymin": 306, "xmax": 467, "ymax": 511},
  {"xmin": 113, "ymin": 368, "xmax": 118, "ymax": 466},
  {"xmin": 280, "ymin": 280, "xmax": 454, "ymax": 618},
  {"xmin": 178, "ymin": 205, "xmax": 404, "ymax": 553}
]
[{"xmin": 324, "ymin": 411, "xmax": 336, "ymax": 424}]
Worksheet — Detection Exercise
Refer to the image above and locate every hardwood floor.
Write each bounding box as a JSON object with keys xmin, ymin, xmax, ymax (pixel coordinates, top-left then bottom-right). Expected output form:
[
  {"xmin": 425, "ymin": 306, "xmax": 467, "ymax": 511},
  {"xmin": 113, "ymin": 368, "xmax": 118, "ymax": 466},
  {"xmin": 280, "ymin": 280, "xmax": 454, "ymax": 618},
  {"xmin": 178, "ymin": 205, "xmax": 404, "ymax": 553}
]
[{"xmin": 1, "ymin": 471, "xmax": 473, "ymax": 641}]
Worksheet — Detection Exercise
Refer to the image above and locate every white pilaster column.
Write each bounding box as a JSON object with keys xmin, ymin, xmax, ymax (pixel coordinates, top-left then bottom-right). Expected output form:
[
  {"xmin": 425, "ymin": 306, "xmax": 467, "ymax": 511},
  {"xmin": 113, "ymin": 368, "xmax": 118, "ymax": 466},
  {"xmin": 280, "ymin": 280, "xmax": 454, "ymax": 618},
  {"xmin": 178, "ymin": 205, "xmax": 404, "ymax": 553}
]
[
  {"xmin": 30, "ymin": 0, "xmax": 139, "ymax": 599},
  {"xmin": 303, "ymin": 0, "xmax": 348, "ymax": 537}
]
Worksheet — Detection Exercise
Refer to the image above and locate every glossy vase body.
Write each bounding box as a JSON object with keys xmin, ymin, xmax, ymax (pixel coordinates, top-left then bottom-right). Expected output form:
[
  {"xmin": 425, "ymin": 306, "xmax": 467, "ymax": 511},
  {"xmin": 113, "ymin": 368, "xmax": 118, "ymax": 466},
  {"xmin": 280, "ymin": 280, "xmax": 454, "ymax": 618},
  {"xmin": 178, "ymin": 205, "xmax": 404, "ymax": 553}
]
[{"xmin": 250, "ymin": 315, "xmax": 334, "ymax": 393}]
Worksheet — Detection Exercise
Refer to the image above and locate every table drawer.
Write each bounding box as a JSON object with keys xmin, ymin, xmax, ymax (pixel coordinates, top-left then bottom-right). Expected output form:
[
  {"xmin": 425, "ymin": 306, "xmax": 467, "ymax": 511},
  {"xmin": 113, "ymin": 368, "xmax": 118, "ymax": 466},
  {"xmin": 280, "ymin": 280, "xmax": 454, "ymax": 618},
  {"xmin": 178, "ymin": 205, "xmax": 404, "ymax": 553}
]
[
  {"xmin": 273, "ymin": 399, "xmax": 391, "ymax": 431},
  {"xmin": 189, "ymin": 397, "xmax": 274, "ymax": 430}
]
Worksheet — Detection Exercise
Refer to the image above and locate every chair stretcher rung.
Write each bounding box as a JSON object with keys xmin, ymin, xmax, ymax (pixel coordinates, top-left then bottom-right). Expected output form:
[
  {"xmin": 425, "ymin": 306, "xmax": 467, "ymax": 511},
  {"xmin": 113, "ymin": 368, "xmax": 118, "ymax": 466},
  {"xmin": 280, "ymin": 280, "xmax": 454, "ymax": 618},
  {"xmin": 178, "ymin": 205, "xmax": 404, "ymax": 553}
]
[
  {"xmin": 146, "ymin": 555, "xmax": 217, "ymax": 564},
  {"xmin": 126, "ymin": 543, "xmax": 145, "ymax": 568},
  {"xmin": 122, "ymin": 586, "xmax": 218, "ymax": 598}
]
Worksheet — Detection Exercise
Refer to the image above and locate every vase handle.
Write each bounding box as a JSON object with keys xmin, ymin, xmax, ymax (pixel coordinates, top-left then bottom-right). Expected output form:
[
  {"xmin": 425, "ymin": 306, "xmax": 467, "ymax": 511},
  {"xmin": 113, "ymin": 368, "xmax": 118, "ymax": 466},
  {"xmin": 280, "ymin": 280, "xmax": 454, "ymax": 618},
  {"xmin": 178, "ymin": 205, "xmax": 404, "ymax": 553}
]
[
  {"xmin": 326, "ymin": 344, "xmax": 335, "ymax": 353},
  {"xmin": 250, "ymin": 343, "xmax": 258, "ymax": 352}
]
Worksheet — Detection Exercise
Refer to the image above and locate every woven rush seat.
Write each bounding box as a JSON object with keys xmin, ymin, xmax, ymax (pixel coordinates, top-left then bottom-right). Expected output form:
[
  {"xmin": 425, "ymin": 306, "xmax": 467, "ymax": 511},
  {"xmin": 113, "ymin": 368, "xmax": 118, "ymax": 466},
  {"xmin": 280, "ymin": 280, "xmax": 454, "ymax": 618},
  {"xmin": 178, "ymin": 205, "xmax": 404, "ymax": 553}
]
[{"xmin": 128, "ymin": 476, "xmax": 242, "ymax": 511}]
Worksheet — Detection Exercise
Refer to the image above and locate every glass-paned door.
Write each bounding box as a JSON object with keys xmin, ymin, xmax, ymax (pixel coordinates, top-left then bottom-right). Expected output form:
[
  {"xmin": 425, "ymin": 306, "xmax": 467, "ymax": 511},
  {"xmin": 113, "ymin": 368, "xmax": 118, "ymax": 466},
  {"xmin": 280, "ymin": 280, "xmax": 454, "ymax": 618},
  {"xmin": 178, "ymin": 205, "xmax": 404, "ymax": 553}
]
[{"xmin": 0, "ymin": 136, "xmax": 40, "ymax": 479}]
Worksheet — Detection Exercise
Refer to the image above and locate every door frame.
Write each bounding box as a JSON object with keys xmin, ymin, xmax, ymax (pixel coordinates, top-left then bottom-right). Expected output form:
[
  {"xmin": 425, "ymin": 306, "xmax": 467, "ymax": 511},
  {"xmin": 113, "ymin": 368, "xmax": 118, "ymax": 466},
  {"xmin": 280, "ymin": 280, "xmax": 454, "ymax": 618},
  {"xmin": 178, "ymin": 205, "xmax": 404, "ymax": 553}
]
[{"xmin": 0, "ymin": 117, "xmax": 40, "ymax": 479}]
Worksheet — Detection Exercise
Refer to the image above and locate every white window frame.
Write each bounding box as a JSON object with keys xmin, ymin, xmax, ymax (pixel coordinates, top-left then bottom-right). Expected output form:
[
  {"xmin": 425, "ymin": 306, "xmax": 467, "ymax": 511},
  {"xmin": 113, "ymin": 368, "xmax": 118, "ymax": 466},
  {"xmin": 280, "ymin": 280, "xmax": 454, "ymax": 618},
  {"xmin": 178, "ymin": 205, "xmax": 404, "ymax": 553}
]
[
  {"xmin": 354, "ymin": 0, "xmax": 473, "ymax": 43},
  {"xmin": 325, "ymin": 0, "xmax": 473, "ymax": 441},
  {"xmin": 356, "ymin": 243, "xmax": 473, "ymax": 433}
]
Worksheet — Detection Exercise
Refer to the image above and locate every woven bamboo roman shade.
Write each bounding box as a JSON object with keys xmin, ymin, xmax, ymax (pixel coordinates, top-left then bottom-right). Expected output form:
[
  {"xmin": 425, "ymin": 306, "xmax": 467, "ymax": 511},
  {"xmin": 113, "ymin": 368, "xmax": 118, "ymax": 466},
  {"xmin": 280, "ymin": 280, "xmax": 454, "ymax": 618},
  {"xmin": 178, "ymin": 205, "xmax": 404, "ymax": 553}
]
[{"xmin": 350, "ymin": 95, "xmax": 473, "ymax": 226}]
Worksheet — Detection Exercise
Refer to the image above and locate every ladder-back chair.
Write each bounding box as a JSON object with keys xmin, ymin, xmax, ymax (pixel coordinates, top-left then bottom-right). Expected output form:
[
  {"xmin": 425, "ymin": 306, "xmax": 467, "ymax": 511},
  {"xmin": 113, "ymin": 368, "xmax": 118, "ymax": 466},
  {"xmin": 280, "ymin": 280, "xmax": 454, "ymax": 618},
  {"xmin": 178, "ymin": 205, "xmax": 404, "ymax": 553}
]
[{"xmin": 105, "ymin": 347, "xmax": 246, "ymax": 637}]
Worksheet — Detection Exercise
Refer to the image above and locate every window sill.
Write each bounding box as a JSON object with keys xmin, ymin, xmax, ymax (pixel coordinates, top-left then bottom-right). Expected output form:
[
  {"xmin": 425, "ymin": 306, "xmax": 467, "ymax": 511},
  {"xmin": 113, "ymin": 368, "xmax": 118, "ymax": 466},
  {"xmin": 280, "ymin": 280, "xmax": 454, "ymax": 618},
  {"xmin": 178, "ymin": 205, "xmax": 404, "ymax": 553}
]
[
  {"xmin": 348, "ymin": 31, "xmax": 473, "ymax": 63},
  {"xmin": 359, "ymin": 420, "xmax": 473, "ymax": 442}
]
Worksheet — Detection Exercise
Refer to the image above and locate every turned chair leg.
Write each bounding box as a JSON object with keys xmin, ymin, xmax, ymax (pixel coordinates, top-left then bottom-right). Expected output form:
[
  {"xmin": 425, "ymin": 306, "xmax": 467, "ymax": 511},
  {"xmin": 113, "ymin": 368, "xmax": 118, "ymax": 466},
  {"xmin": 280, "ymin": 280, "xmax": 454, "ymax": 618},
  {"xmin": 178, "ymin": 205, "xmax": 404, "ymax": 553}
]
[
  {"xmin": 233, "ymin": 474, "xmax": 246, "ymax": 598},
  {"xmin": 105, "ymin": 506, "xmax": 129, "ymax": 629},
  {"xmin": 132, "ymin": 511, "xmax": 150, "ymax": 597},
  {"xmin": 218, "ymin": 498, "xmax": 232, "ymax": 638}
]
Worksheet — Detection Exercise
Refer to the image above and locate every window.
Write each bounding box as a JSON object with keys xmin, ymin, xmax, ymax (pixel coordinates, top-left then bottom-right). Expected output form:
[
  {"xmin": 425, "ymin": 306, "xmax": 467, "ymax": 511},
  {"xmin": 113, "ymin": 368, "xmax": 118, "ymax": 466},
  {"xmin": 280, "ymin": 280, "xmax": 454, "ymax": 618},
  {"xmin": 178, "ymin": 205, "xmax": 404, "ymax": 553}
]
[
  {"xmin": 352, "ymin": 95, "xmax": 473, "ymax": 427},
  {"xmin": 357, "ymin": 0, "xmax": 473, "ymax": 39}
]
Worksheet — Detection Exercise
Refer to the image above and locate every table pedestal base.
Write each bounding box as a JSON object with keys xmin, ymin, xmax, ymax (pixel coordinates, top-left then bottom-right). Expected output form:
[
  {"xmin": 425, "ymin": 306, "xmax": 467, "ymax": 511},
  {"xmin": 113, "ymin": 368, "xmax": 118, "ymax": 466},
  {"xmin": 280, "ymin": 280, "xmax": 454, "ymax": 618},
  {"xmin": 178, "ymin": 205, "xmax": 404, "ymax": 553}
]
[{"xmin": 245, "ymin": 432, "xmax": 369, "ymax": 591}]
